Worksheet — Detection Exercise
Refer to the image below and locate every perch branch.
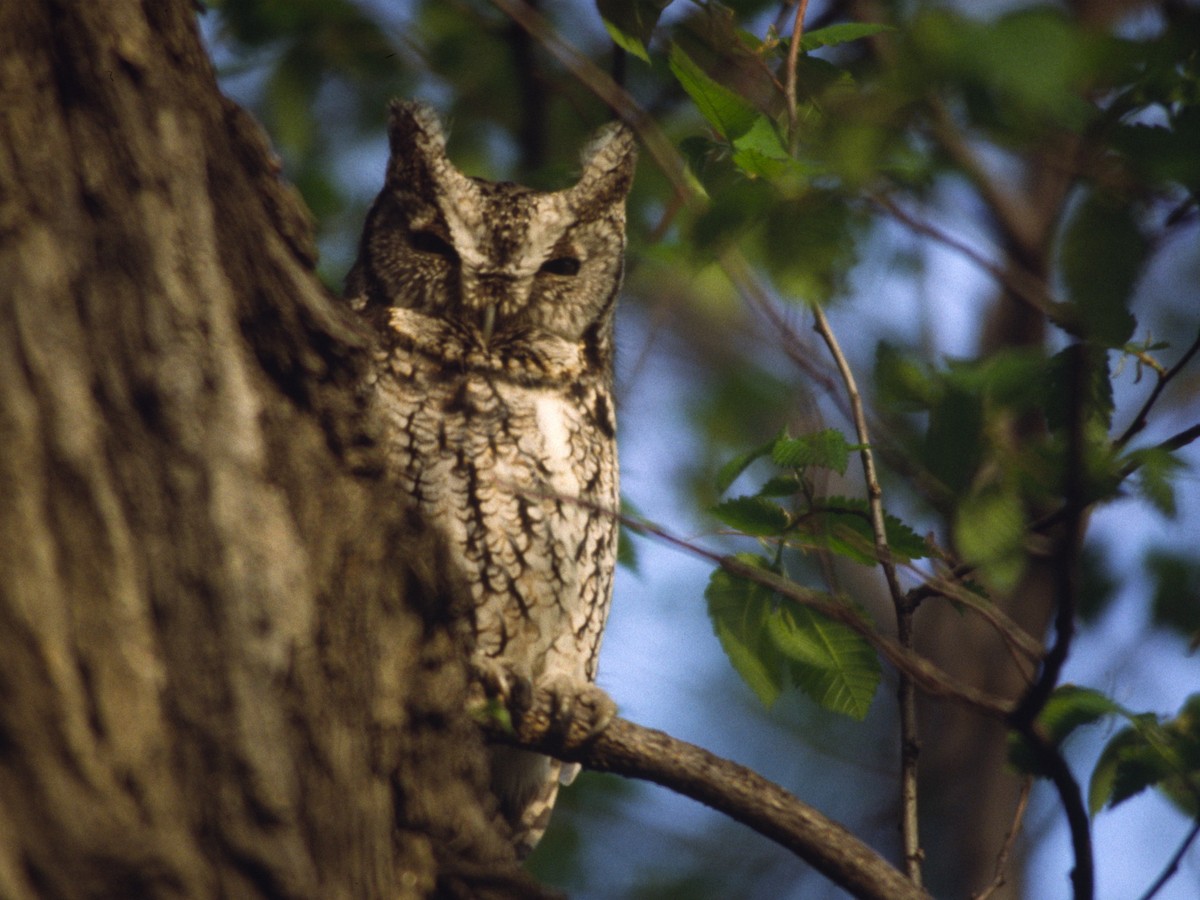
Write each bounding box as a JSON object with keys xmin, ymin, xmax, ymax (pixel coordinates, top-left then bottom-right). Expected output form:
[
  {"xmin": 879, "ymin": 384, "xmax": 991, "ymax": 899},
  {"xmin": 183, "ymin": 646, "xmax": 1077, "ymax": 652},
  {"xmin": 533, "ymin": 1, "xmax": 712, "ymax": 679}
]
[{"xmin": 484, "ymin": 715, "xmax": 931, "ymax": 900}]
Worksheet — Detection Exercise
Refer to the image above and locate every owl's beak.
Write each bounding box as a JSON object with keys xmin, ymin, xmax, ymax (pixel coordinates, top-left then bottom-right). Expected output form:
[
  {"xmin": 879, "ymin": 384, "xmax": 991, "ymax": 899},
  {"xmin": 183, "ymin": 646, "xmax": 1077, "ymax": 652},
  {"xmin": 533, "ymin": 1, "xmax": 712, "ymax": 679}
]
[{"xmin": 481, "ymin": 304, "xmax": 497, "ymax": 343}]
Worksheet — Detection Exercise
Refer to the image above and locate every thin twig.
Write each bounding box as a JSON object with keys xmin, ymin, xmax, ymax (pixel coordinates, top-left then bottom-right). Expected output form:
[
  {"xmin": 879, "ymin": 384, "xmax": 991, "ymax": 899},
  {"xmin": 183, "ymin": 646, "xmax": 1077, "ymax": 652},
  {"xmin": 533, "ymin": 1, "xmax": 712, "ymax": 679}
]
[
  {"xmin": 1115, "ymin": 327, "xmax": 1200, "ymax": 450},
  {"xmin": 1137, "ymin": 815, "xmax": 1200, "ymax": 900},
  {"xmin": 1009, "ymin": 344, "xmax": 1093, "ymax": 900},
  {"xmin": 870, "ymin": 193, "xmax": 1060, "ymax": 321},
  {"xmin": 783, "ymin": 0, "xmax": 811, "ymax": 153},
  {"xmin": 811, "ymin": 302, "xmax": 923, "ymax": 885},
  {"xmin": 971, "ymin": 779, "xmax": 1033, "ymax": 900},
  {"xmin": 784, "ymin": 1, "xmax": 920, "ymax": 878},
  {"xmin": 485, "ymin": 716, "xmax": 932, "ymax": 900}
]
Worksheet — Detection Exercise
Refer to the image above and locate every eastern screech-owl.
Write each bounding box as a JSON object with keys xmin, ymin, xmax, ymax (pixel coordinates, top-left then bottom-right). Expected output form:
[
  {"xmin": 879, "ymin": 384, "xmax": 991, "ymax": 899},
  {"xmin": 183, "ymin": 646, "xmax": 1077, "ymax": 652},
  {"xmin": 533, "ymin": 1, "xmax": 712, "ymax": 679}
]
[{"xmin": 345, "ymin": 101, "xmax": 636, "ymax": 855}]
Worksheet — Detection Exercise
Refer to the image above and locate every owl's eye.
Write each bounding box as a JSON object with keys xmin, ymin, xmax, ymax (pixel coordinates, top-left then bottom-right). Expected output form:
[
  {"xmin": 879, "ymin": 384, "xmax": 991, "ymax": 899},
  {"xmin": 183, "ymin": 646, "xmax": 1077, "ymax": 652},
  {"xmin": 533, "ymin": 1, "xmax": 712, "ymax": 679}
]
[
  {"xmin": 538, "ymin": 256, "xmax": 581, "ymax": 277},
  {"xmin": 409, "ymin": 229, "xmax": 458, "ymax": 261}
]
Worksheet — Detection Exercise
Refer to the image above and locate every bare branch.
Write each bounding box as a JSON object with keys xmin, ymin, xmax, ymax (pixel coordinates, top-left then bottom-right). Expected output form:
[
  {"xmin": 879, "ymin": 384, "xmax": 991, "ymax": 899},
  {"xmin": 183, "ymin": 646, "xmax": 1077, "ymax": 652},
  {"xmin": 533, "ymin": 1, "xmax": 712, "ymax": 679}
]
[
  {"xmin": 1010, "ymin": 343, "xmax": 1094, "ymax": 900},
  {"xmin": 971, "ymin": 779, "xmax": 1032, "ymax": 900},
  {"xmin": 485, "ymin": 716, "xmax": 932, "ymax": 900},
  {"xmin": 811, "ymin": 302, "xmax": 923, "ymax": 883},
  {"xmin": 869, "ymin": 193, "xmax": 1060, "ymax": 321},
  {"xmin": 1137, "ymin": 816, "xmax": 1200, "ymax": 900},
  {"xmin": 1115, "ymin": 327, "xmax": 1200, "ymax": 450}
]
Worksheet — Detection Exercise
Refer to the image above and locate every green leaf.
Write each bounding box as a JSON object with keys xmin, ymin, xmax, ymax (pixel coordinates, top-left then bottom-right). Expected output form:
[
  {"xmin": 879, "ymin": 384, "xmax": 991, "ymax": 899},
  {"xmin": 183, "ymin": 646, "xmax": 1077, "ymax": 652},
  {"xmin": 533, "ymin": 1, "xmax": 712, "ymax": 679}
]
[
  {"xmin": 1010, "ymin": 685, "xmax": 1124, "ymax": 778},
  {"xmin": 601, "ymin": 18, "xmax": 650, "ymax": 63},
  {"xmin": 715, "ymin": 438, "xmax": 776, "ymax": 494},
  {"xmin": 1043, "ymin": 345, "xmax": 1114, "ymax": 435},
  {"xmin": 1043, "ymin": 685, "xmax": 1126, "ymax": 743},
  {"xmin": 1089, "ymin": 717, "xmax": 1181, "ymax": 813},
  {"xmin": 731, "ymin": 116, "xmax": 801, "ymax": 179},
  {"xmin": 772, "ymin": 428, "xmax": 856, "ymax": 475},
  {"xmin": 1147, "ymin": 551, "xmax": 1200, "ymax": 638},
  {"xmin": 798, "ymin": 22, "xmax": 896, "ymax": 52},
  {"xmin": 598, "ymin": 0, "xmax": 671, "ymax": 63},
  {"xmin": 766, "ymin": 603, "xmax": 881, "ymax": 720},
  {"xmin": 757, "ymin": 475, "xmax": 804, "ymax": 497},
  {"xmin": 792, "ymin": 498, "xmax": 928, "ymax": 564},
  {"xmin": 875, "ymin": 343, "xmax": 937, "ymax": 412},
  {"xmin": 668, "ymin": 43, "xmax": 759, "ymax": 140},
  {"xmin": 924, "ymin": 386, "xmax": 984, "ymax": 495},
  {"xmin": 711, "ymin": 496, "xmax": 790, "ymax": 536},
  {"xmin": 705, "ymin": 555, "xmax": 786, "ymax": 708},
  {"xmin": 761, "ymin": 190, "xmax": 858, "ymax": 302},
  {"xmin": 1125, "ymin": 446, "xmax": 1185, "ymax": 518},
  {"xmin": 1059, "ymin": 192, "xmax": 1144, "ymax": 346},
  {"xmin": 954, "ymin": 482, "xmax": 1026, "ymax": 592},
  {"xmin": 1087, "ymin": 695, "xmax": 1200, "ymax": 816}
]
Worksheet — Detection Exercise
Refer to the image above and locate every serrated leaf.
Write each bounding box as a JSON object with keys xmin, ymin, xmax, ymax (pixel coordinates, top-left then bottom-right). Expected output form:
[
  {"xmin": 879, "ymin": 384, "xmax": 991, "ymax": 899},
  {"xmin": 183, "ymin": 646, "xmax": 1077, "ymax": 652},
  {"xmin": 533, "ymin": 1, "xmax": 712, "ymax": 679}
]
[
  {"xmin": 711, "ymin": 496, "xmax": 790, "ymax": 536},
  {"xmin": 772, "ymin": 428, "xmax": 855, "ymax": 475},
  {"xmin": 798, "ymin": 22, "xmax": 896, "ymax": 52},
  {"xmin": 767, "ymin": 603, "xmax": 880, "ymax": 719},
  {"xmin": 705, "ymin": 555, "xmax": 786, "ymax": 708},
  {"xmin": 795, "ymin": 498, "xmax": 928, "ymax": 564},
  {"xmin": 716, "ymin": 438, "xmax": 775, "ymax": 494},
  {"xmin": 758, "ymin": 475, "xmax": 804, "ymax": 497},
  {"xmin": 1088, "ymin": 697, "xmax": 1200, "ymax": 816},
  {"xmin": 668, "ymin": 43, "xmax": 759, "ymax": 140}
]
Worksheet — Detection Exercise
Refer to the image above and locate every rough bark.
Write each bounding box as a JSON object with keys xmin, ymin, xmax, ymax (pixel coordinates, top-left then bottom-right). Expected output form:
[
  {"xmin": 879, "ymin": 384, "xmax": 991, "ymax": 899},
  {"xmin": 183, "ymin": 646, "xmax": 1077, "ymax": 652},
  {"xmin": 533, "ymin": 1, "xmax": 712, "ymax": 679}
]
[{"xmin": 0, "ymin": 3, "xmax": 544, "ymax": 898}]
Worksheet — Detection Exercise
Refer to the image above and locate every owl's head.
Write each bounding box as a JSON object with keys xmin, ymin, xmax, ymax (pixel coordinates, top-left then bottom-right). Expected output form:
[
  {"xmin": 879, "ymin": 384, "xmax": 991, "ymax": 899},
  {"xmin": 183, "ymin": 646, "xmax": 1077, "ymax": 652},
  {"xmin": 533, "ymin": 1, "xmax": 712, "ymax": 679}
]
[{"xmin": 347, "ymin": 101, "xmax": 636, "ymax": 361}]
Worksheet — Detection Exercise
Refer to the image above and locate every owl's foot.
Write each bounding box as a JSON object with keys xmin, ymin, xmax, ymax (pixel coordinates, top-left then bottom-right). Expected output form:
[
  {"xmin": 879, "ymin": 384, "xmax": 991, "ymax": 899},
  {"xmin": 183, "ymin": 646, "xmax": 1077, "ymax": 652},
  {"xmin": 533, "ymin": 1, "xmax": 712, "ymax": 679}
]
[{"xmin": 469, "ymin": 660, "xmax": 616, "ymax": 750}]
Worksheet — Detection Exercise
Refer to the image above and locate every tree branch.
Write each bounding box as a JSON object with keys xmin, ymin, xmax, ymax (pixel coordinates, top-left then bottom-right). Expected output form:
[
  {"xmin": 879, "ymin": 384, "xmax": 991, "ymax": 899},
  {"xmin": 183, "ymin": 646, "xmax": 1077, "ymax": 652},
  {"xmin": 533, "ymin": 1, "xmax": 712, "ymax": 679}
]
[
  {"xmin": 485, "ymin": 716, "xmax": 931, "ymax": 900},
  {"xmin": 1115, "ymin": 327, "xmax": 1200, "ymax": 450},
  {"xmin": 811, "ymin": 302, "xmax": 924, "ymax": 885},
  {"xmin": 1137, "ymin": 815, "xmax": 1200, "ymax": 900}
]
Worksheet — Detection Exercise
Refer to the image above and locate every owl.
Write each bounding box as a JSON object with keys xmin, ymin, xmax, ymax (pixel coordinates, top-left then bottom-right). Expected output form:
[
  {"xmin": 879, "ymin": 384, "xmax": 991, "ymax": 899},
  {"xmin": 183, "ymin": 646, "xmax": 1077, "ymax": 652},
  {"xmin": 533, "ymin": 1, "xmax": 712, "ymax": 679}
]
[{"xmin": 345, "ymin": 101, "xmax": 636, "ymax": 856}]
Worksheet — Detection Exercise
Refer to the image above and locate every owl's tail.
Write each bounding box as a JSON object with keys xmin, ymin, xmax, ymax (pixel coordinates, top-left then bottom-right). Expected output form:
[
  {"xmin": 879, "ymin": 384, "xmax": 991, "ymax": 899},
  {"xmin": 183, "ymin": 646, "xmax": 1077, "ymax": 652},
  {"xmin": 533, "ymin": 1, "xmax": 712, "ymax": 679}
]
[{"xmin": 489, "ymin": 745, "xmax": 569, "ymax": 857}]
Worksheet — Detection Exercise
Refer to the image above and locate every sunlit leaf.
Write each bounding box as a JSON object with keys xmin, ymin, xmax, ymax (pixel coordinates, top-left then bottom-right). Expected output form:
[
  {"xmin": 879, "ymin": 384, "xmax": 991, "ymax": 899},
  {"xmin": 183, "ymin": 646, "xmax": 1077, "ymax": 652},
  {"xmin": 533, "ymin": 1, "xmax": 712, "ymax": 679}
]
[
  {"xmin": 954, "ymin": 482, "xmax": 1026, "ymax": 591},
  {"xmin": 668, "ymin": 43, "xmax": 759, "ymax": 140},
  {"xmin": 705, "ymin": 555, "xmax": 786, "ymax": 707},
  {"xmin": 798, "ymin": 22, "xmax": 895, "ymax": 53},
  {"xmin": 794, "ymin": 497, "xmax": 928, "ymax": 564},
  {"xmin": 772, "ymin": 428, "xmax": 855, "ymax": 475},
  {"xmin": 598, "ymin": 0, "xmax": 671, "ymax": 63},
  {"xmin": 767, "ymin": 602, "xmax": 880, "ymax": 719}
]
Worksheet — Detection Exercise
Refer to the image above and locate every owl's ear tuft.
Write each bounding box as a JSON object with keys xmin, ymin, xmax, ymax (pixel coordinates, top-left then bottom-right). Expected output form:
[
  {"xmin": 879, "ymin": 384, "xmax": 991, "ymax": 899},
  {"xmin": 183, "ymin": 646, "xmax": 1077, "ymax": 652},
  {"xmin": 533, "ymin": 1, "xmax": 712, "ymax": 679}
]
[
  {"xmin": 572, "ymin": 121, "xmax": 637, "ymax": 210},
  {"xmin": 386, "ymin": 100, "xmax": 451, "ymax": 187}
]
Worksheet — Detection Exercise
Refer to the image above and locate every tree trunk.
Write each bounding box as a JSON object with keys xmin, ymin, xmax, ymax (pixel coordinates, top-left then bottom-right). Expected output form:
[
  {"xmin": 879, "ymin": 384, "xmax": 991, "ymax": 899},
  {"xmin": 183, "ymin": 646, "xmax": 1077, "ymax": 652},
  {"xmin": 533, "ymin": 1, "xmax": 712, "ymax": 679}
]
[{"xmin": 0, "ymin": 3, "xmax": 542, "ymax": 897}]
